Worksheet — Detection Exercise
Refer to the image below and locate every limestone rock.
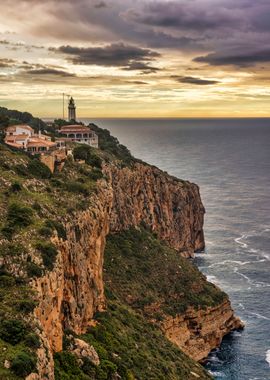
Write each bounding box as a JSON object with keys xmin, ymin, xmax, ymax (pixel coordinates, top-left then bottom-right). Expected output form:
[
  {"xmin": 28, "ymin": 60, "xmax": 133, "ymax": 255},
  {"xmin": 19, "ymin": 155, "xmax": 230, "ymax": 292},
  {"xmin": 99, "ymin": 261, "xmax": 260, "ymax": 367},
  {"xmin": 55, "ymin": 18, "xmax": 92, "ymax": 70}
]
[
  {"xmin": 162, "ymin": 299, "xmax": 244, "ymax": 362},
  {"xmin": 28, "ymin": 161, "xmax": 241, "ymax": 379},
  {"xmin": 72, "ymin": 338, "xmax": 100, "ymax": 366}
]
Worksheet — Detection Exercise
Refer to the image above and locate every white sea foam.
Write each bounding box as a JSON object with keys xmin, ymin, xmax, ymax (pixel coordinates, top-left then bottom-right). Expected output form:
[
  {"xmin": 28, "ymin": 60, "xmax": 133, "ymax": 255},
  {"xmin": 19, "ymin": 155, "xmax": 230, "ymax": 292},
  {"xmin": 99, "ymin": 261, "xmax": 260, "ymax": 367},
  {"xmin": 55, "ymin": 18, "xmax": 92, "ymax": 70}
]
[
  {"xmin": 234, "ymin": 268, "xmax": 270, "ymax": 288},
  {"xmin": 208, "ymin": 370, "xmax": 225, "ymax": 377},
  {"xmin": 265, "ymin": 350, "xmax": 270, "ymax": 366},
  {"xmin": 206, "ymin": 275, "xmax": 219, "ymax": 285},
  {"xmin": 231, "ymin": 330, "xmax": 242, "ymax": 337},
  {"xmin": 235, "ymin": 234, "xmax": 249, "ymax": 248},
  {"xmin": 248, "ymin": 312, "xmax": 270, "ymax": 321}
]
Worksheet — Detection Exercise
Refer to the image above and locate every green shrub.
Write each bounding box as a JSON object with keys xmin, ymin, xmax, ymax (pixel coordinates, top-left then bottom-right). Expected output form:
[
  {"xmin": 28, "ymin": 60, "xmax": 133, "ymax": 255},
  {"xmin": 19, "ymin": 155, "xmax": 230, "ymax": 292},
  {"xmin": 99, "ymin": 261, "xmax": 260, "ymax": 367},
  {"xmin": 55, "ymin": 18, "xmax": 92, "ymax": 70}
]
[
  {"xmin": 0, "ymin": 242, "xmax": 26, "ymax": 257},
  {"xmin": 0, "ymin": 275, "xmax": 16, "ymax": 287},
  {"xmin": 28, "ymin": 159, "xmax": 52, "ymax": 179},
  {"xmin": 32, "ymin": 201, "xmax": 42, "ymax": 212},
  {"xmin": 0, "ymin": 319, "xmax": 26, "ymax": 345},
  {"xmin": 26, "ymin": 261, "xmax": 43, "ymax": 278},
  {"xmin": 89, "ymin": 168, "xmax": 103, "ymax": 181},
  {"xmin": 38, "ymin": 226, "xmax": 53, "ymax": 237},
  {"xmin": 25, "ymin": 333, "xmax": 40, "ymax": 349},
  {"xmin": 54, "ymin": 351, "xmax": 84, "ymax": 379},
  {"xmin": 10, "ymin": 182, "xmax": 22, "ymax": 192},
  {"xmin": 2, "ymin": 202, "xmax": 33, "ymax": 238},
  {"xmin": 65, "ymin": 181, "xmax": 90, "ymax": 196},
  {"xmin": 36, "ymin": 241, "xmax": 58, "ymax": 270},
  {"xmin": 14, "ymin": 164, "xmax": 28, "ymax": 176},
  {"xmin": 11, "ymin": 351, "xmax": 36, "ymax": 377},
  {"xmin": 43, "ymin": 219, "xmax": 67, "ymax": 240},
  {"xmin": 89, "ymin": 124, "xmax": 134, "ymax": 165},
  {"xmin": 73, "ymin": 145, "xmax": 102, "ymax": 168},
  {"xmin": 17, "ymin": 299, "xmax": 37, "ymax": 314}
]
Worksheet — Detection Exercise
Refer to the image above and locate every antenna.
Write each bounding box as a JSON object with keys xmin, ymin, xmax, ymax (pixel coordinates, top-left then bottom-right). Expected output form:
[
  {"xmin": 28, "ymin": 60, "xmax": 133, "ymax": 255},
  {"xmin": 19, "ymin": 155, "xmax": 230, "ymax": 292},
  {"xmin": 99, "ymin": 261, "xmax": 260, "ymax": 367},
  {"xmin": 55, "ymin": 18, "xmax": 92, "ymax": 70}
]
[{"xmin": 62, "ymin": 93, "xmax": 65, "ymax": 119}]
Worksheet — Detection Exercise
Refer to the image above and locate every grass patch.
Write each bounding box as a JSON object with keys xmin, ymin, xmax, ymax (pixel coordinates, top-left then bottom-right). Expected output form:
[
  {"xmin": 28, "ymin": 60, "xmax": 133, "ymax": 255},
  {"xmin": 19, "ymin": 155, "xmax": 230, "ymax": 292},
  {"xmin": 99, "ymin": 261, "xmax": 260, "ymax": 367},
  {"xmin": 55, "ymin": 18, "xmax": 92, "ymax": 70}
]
[{"xmin": 104, "ymin": 227, "xmax": 227, "ymax": 318}]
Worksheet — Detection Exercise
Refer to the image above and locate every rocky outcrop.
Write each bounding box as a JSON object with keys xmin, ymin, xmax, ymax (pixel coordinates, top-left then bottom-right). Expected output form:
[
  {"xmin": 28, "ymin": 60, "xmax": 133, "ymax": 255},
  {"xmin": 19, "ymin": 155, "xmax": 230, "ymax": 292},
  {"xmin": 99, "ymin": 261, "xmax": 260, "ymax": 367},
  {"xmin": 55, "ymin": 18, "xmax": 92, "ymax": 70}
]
[
  {"xmin": 108, "ymin": 163, "xmax": 205, "ymax": 256},
  {"xmin": 29, "ymin": 161, "xmax": 239, "ymax": 379},
  {"xmin": 71, "ymin": 338, "xmax": 100, "ymax": 366},
  {"xmin": 162, "ymin": 299, "xmax": 244, "ymax": 362}
]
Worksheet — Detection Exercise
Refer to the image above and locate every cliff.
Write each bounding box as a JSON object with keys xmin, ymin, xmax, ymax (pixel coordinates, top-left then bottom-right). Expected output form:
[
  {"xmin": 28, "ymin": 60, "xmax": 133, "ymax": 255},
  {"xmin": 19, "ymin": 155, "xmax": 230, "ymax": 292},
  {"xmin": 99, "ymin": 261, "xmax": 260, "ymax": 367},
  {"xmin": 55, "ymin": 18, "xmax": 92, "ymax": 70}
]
[
  {"xmin": 0, "ymin": 133, "xmax": 242, "ymax": 380},
  {"xmin": 108, "ymin": 163, "xmax": 205, "ymax": 256}
]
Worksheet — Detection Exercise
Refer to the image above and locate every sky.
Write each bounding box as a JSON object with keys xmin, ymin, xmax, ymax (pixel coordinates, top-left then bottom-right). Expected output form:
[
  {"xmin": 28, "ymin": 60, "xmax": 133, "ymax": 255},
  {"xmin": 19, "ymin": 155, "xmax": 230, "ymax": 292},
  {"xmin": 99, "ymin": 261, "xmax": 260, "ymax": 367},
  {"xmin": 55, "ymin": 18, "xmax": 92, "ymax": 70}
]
[{"xmin": 1, "ymin": 0, "xmax": 270, "ymax": 118}]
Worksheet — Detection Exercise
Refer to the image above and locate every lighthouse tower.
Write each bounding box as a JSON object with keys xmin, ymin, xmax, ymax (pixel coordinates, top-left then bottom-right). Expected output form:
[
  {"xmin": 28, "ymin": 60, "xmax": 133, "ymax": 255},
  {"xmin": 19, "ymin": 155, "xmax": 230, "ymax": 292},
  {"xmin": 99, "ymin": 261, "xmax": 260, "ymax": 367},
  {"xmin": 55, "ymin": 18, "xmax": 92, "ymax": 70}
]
[{"xmin": 68, "ymin": 97, "xmax": 76, "ymax": 122}]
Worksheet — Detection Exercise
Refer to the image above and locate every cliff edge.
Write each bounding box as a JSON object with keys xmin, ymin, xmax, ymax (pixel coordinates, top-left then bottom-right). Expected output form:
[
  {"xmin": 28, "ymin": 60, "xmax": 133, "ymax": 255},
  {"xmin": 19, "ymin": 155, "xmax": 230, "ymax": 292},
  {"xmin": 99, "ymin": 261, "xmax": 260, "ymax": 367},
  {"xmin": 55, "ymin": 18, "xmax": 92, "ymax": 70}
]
[{"xmin": 0, "ymin": 125, "xmax": 243, "ymax": 380}]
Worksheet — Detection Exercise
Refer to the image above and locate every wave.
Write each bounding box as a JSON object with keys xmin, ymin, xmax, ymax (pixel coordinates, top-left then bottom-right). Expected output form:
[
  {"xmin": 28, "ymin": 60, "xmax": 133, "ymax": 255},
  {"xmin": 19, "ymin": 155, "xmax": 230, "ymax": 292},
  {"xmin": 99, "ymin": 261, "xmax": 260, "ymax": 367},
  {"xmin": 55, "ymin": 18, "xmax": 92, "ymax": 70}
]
[
  {"xmin": 233, "ymin": 267, "xmax": 270, "ymax": 288},
  {"xmin": 208, "ymin": 370, "xmax": 225, "ymax": 377},
  {"xmin": 266, "ymin": 350, "xmax": 270, "ymax": 367},
  {"xmin": 248, "ymin": 312, "xmax": 270, "ymax": 321},
  {"xmin": 234, "ymin": 227, "xmax": 270, "ymax": 261},
  {"xmin": 235, "ymin": 234, "xmax": 249, "ymax": 249}
]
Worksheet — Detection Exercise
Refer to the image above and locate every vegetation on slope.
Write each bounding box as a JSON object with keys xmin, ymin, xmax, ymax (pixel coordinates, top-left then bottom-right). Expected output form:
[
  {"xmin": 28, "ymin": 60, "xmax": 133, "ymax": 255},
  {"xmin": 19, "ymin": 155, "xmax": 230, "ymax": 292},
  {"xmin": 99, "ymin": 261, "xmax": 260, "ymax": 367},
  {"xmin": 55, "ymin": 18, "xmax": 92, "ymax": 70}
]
[
  {"xmin": 0, "ymin": 142, "xmax": 104, "ymax": 378},
  {"xmin": 0, "ymin": 108, "xmax": 215, "ymax": 379},
  {"xmin": 89, "ymin": 123, "xmax": 136, "ymax": 166},
  {"xmin": 54, "ymin": 296, "xmax": 212, "ymax": 380},
  {"xmin": 0, "ymin": 106, "xmax": 46, "ymax": 132},
  {"xmin": 104, "ymin": 227, "xmax": 227, "ymax": 320}
]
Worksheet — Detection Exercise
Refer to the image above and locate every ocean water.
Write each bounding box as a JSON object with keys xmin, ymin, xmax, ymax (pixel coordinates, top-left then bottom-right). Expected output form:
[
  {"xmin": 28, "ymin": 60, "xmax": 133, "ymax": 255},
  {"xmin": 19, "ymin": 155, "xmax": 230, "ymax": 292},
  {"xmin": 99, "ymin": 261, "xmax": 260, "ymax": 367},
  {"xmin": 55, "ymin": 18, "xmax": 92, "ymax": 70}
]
[{"xmin": 84, "ymin": 118, "xmax": 270, "ymax": 380}]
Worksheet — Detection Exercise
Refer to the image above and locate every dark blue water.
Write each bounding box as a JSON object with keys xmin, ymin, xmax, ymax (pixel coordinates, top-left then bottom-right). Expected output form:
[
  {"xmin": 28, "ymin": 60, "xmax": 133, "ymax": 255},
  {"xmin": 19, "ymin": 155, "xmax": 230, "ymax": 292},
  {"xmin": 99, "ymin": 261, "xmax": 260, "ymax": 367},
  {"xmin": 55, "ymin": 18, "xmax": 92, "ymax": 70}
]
[{"xmin": 85, "ymin": 118, "xmax": 270, "ymax": 379}]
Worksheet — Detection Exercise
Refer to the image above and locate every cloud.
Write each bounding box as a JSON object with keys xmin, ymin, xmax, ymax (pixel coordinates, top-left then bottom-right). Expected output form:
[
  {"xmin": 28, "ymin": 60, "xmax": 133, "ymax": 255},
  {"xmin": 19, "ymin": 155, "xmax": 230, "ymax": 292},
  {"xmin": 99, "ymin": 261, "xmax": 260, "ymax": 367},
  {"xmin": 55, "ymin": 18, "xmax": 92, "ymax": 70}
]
[
  {"xmin": 194, "ymin": 48, "xmax": 270, "ymax": 67},
  {"xmin": 94, "ymin": 1, "xmax": 107, "ymax": 9},
  {"xmin": 26, "ymin": 68, "xmax": 76, "ymax": 77},
  {"xmin": 0, "ymin": 58, "xmax": 16, "ymax": 68},
  {"xmin": 52, "ymin": 43, "xmax": 160, "ymax": 71},
  {"xmin": 123, "ymin": 61, "xmax": 159, "ymax": 73},
  {"xmin": 123, "ymin": 1, "xmax": 241, "ymax": 31},
  {"xmin": 173, "ymin": 75, "xmax": 219, "ymax": 85}
]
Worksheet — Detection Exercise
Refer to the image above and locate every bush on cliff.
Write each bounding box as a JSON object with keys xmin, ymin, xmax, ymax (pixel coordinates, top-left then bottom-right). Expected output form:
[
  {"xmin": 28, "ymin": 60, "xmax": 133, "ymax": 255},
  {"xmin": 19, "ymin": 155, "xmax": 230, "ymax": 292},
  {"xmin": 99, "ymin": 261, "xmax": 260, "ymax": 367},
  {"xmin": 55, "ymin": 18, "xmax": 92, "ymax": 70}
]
[
  {"xmin": 89, "ymin": 124, "xmax": 134, "ymax": 165},
  {"xmin": 11, "ymin": 351, "xmax": 36, "ymax": 377},
  {"xmin": 36, "ymin": 241, "xmax": 58, "ymax": 270},
  {"xmin": 28, "ymin": 158, "xmax": 52, "ymax": 179},
  {"xmin": 73, "ymin": 145, "xmax": 102, "ymax": 168},
  {"xmin": 0, "ymin": 319, "xmax": 26, "ymax": 345},
  {"xmin": 2, "ymin": 203, "xmax": 34, "ymax": 238}
]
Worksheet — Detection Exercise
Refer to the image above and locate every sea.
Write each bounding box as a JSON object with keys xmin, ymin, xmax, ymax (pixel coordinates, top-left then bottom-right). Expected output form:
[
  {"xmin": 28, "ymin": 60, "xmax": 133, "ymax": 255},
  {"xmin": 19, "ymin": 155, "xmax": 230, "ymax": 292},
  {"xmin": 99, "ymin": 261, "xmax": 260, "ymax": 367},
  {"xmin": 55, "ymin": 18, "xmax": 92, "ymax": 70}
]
[{"xmin": 83, "ymin": 117, "xmax": 270, "ymax": 380}]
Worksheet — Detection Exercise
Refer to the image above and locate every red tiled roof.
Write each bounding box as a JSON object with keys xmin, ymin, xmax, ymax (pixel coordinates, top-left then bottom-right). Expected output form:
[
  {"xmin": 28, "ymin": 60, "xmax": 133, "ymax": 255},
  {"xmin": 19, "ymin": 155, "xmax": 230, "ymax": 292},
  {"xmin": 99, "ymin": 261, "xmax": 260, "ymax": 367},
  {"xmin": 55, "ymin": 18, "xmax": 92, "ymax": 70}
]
[
  {"xmin": 6, "ymin": 124, "xmax": 34, "ymax": 132},
  {"xmin": 60, "ymin": 125, "xmax": 91, "ymax": 133},
  {"xmin": 27, "ymin": 139, "xmax": 56, "ymax": 148}
]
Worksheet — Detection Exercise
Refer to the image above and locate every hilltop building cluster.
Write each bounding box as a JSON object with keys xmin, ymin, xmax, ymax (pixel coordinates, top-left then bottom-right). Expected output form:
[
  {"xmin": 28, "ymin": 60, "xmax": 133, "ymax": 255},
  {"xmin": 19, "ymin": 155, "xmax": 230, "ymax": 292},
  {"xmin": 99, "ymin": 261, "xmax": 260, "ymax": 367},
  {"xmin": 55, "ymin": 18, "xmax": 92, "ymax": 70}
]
[{"xmin": 4, "ymin": 97, "xmax": 99, "ymax": 172}]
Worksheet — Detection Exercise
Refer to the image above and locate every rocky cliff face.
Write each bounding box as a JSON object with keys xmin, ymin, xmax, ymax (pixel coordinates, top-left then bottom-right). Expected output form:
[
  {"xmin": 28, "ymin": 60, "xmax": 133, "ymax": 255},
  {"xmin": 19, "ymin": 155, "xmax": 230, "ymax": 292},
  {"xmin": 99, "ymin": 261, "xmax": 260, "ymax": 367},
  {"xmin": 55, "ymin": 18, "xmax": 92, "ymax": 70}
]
[
  {"xmin": 162, "ymin": 300, "xmax": 243, "ymax": 362},
  {"xmin": 29, "ymin": 162, "xmax": 239, "ymax": 379},
  {"xmin": 108, "ymin": 163, "xmax": 205, "ymax": 256}
]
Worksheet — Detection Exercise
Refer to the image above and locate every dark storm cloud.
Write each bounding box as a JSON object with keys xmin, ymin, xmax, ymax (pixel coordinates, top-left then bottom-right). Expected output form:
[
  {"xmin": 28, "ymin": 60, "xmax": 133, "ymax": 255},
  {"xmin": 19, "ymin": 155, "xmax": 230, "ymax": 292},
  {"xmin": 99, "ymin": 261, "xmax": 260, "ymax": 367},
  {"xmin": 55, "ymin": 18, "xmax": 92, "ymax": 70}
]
[
  {"xmin": 194, "ymin": 48, "xmax": 270, "ymax": 67},
  {"xmin": 52, "ymin": 43, "xmax": 160, "ymax": 71},
  {"xmin": 123, "ymin": 1, "xmax": 240, "ymax": 31},
  {"xmin": 3, "ymin": 0, "xmax": 270, "ymax": 72},
  {"xmin": 173, "ymin": 76, "xmax": 219, "ymax": 85}
]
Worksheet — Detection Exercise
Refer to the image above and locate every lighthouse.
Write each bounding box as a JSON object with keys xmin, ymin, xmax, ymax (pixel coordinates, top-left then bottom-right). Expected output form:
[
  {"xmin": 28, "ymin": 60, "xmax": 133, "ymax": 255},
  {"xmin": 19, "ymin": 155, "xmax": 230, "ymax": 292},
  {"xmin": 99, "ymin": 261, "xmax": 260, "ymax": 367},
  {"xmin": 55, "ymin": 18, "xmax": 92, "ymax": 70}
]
[{"xmin": 68, "ymin": 97, "xmax": 76, "ymax": 122}]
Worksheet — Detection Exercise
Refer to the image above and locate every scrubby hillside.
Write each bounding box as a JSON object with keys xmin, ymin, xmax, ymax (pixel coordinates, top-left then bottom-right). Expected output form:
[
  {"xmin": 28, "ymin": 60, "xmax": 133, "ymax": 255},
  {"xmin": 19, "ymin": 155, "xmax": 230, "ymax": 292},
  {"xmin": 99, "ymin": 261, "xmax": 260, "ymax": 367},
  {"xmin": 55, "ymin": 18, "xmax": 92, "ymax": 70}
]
[{"xmin": 0, "ymin": 116, "xmax": 242, "ymax": 379}]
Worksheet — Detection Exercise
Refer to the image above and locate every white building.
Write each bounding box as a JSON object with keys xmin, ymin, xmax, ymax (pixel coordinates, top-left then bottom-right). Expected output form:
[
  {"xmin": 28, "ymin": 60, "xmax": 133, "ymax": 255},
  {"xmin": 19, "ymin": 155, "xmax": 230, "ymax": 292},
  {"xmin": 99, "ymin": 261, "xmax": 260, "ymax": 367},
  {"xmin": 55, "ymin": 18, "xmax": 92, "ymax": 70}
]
[
  {"xmin": 5, "ymin": 125, "xmax": 56, "ymax": 152},
  {"xmin": 59, "ymin": 125, "xmax": 98, "ymax": 148}
]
